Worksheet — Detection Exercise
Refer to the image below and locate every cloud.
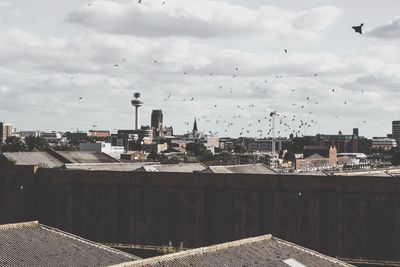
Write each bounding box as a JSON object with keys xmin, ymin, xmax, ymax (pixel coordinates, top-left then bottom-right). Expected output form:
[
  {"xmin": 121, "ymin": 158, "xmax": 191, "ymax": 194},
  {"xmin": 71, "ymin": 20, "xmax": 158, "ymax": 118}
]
[
  {"xmin": 368, "ymin": 16, "xmax": 400, "ymax": 39},
  {"xmin": 67, "ymin": 0, "xmax": 342, "ymax": 40},
  {"xmin": 0, "ymin": 1, "xmax": 11, "ymax": 8}
]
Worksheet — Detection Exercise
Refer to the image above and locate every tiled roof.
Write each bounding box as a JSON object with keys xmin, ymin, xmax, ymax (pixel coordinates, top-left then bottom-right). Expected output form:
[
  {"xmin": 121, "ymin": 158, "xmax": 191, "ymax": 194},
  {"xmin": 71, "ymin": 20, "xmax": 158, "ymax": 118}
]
[
  {"xmin": 112, "ymin": 235, "xmax": 353, "ymax": 267},
  {"xmin": 0, "ymin": 221, "xmax": 139, "ymax": 267},
  {"xmin": 207, "ymin": 164, "xmax": 278, "ymax": 174},
  {"xmin": 1, "ymin": 152, "xmax": 64, "ymax": 168}
]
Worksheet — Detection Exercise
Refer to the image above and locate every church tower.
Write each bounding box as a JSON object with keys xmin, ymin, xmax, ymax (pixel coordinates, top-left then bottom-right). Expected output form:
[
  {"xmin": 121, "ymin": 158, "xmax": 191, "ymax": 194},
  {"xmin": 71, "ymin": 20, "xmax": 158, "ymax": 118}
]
[{"xmin": 192, "ymin": 118, "xmax": 198, "ymax": 135}]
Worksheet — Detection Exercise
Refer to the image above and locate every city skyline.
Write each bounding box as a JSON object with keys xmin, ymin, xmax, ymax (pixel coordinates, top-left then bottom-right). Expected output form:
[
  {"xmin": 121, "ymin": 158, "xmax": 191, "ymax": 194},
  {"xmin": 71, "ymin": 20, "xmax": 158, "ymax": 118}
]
[{"xmin": 1, "ymin": 0, "xmax": 400, "ymax": 137}]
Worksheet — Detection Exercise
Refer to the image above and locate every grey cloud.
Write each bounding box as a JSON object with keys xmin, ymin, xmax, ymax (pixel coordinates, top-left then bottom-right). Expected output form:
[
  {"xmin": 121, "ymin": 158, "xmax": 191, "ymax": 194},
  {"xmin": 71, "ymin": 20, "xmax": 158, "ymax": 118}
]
[{"xmin": 368, "ymin": 17, "xmax": 400, "ymax": 39}]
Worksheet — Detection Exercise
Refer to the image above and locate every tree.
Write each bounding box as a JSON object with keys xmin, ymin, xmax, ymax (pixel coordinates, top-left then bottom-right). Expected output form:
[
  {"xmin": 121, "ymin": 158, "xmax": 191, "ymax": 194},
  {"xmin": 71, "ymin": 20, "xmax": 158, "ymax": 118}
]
[
  {"xmin": 1, "ymin": 136, "xmax": 27, "ymax": 152},
  {"xmin": 53, "ymin": 144, "xmax": 76, "ymax": 151},
  {"xmin": 186, "ymin": 143, "xmax": 207, "ymax": 156},
  {"xmin": 25, "ymin": 136, "xmax": 49, "ymax": 151},
  {"xmin": 233, "ymin": 144, "xmax": 246, "ymax": 154}
]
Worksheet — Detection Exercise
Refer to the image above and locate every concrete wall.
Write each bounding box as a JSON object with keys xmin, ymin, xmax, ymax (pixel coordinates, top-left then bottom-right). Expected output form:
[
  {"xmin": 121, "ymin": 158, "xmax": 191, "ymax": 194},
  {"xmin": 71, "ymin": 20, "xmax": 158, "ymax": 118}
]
[{"xmin": 31, "ymin": 169, "xmax": 400, "ymax": 261}]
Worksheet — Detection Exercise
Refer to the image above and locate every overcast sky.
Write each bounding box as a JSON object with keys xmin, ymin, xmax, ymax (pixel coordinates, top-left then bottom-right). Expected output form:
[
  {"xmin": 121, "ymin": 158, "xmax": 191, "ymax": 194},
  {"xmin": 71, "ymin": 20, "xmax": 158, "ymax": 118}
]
[{"xmin": 1, "ymin": 0, "xmax": 400, "ymax": 138}]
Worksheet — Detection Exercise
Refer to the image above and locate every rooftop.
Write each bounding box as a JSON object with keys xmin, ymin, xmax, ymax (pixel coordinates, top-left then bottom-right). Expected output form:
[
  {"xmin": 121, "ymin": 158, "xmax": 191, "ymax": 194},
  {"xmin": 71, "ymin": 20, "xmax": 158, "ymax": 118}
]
[
  {"xmin": 205, "ymin": 163, "xmax": 278, "ymax": 174},
  {"xmin": 1, "ymin": 152, "xmax": 64, "ymax": 168},
  {"xmin": 55, "ymin": 151, "xmax": 120, "ymax": 164},
  {"xmin": 113, "ymin": 234, "xmax": 353, "ymax": 267},
  {"xmin": 138, "ymin": 163, "xmax": 207, "ymax": 173},
  {"xmin": 63, "ymin": 162, "xmax": 154, "ymax": 171},
  {"xmin": 0, "ymin": 221, "xmax": 139, "ymax": 267}
]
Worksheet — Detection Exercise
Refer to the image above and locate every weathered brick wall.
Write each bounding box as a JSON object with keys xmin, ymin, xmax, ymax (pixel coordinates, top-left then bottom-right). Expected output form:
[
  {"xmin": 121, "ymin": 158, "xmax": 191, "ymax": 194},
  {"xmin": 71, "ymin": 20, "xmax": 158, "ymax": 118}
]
[
  {"xmin": 33, "ymin": 169, "xmax": 400, "ymax": 260},
  {"xmin": 0, "ymin": 164, "xmax": 36, "ymax": 224}
]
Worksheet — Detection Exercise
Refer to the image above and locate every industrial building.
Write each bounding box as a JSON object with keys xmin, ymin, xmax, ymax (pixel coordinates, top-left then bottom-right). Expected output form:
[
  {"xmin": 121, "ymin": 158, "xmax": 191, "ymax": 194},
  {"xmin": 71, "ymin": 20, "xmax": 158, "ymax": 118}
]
[{"xmin": 1, "ymin": 161, "xmax": 400, "ymax": 261}]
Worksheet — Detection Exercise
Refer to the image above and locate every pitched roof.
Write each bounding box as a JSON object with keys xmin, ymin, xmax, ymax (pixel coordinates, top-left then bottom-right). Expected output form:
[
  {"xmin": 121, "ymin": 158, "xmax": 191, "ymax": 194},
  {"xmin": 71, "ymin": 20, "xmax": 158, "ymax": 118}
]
[
  {"xmin": 0, "ymin": 221, "xmax": 139, "ymax": 267},
  {"xmin": 138, "ymin": 163, "xmax": 207, "ymax": 173},
  {"xmin": 112, "ymin": 234, "xmax": 353, "ymax": 267},
  {"xmin": 63, "ymin": 162, "xmax": 154, "ymax": 171},
  {"xmin": 207, "ymin": 164, "xmax": 278, "ymax": 174},
  {"xmin": 55, "ymin": 151, "xmax": 120, "ymax": 164},
  {"xmin": 1, "ymin": 152, "xmax": 64, "ymax": 168},
  {"xmin": 305, "ymin": 153, "xmax": 325, "ymax": 160}
]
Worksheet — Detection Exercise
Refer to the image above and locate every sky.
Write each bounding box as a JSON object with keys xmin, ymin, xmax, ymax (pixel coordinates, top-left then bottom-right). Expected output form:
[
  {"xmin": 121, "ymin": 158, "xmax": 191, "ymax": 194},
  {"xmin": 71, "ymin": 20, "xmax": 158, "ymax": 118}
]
[{"xmin": 1, "ymin": 0, "xmax": 400, "ymax": 138}]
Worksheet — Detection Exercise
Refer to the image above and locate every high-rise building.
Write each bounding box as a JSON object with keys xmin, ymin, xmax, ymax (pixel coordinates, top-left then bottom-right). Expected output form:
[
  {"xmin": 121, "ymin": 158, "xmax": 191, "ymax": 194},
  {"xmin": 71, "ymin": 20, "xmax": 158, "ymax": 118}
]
[
  {"xmin": 151, "ymin": 110, "xmax": 163, "ymax": 131},
  {"xmin": 353, "ymin": 128, "xmax": 359, "ymax": 137},
  {"xmin": 0, "ymin": 122, "xmax": 12, "ymax": 143},
  {"xmin": 392, "ymin": 120, "xmax": 400, "ymax": 140}
]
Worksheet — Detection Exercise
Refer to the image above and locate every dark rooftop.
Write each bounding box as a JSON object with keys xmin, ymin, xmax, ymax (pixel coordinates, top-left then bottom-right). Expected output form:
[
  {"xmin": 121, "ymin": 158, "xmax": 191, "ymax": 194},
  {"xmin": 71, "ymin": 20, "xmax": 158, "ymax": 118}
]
[
  {"xmin": 0, "ymin": 221, "xmax": 139, "ymax": 267},
  {"xmin": 55, "ymin": 151, "xmax": 120, "ymax": 164}
]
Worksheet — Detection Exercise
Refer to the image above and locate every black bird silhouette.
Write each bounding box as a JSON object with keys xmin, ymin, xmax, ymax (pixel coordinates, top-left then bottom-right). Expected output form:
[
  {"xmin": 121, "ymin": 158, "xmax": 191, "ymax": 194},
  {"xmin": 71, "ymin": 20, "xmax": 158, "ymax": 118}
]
[
  {"xmin": 284, "ymin": 49, "xmax": 288, "ymax": 54},
  {"xmin": 352, "ymin": 23, "xmax": 364, "ymax": 34}
]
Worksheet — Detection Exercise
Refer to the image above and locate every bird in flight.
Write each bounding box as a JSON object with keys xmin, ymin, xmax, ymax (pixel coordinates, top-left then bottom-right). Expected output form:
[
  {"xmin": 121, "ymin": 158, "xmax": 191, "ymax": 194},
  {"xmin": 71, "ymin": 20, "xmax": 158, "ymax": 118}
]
[
  {"xmin": 88, "ymin": 2, "xmax": 92, "ymax": 6},
  {"xmin": 352, "ymin": 23, "xmax": 364, "ymax": 34},
  {"xmin": 79, "ymin": 97, "xmax": 83, "ymax": 100},
  {"xmin": 284, "ymin": 49, "xmax": 288, "ymax": 54}
]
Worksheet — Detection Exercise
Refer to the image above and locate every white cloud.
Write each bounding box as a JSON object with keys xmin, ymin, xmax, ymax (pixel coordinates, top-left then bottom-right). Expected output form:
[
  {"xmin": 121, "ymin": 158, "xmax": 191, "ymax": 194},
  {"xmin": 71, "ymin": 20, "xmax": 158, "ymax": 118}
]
[
  {"xmin": 1, "ymin": 0, "xmax": 400, "ymax": 137},
  {"xmin": 68, "ymin": 0, "xmax": 342, "ymax": 40}
]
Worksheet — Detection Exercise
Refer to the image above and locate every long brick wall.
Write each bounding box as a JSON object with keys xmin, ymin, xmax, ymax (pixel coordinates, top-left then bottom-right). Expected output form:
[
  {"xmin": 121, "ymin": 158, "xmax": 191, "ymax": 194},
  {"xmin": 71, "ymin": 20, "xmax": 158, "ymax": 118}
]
[{"xmin": 1, "ymin": 165, "xmax": 400, "ymax": 260}]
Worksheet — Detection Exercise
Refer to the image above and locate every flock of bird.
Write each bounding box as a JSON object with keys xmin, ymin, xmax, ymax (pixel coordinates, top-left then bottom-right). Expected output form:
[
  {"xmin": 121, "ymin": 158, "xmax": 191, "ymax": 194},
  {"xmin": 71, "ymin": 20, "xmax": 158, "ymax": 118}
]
[{"xmin": 77, "ymin": 1, "xmax": 368, "ymax": 138}]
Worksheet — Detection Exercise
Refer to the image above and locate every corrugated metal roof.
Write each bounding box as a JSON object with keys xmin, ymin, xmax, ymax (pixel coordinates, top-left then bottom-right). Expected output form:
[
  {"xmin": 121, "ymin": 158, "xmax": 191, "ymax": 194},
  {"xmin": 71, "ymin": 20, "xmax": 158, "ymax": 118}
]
[
  {"xmin": 111, "ymin": 235, "xmax": 353, "ymax": 267},
  {"xmin": 1, "ymin": 152, "xmax": 64, "ymax": 168},
  {"xmin": 207, "ymin": 164, "xmax": 278, "ymax": 174},
  {"xmin": 64, "ymin": 162, "xmax": 154, "ymax": 171},
  {"xmin": 56, "ymin": 151, "xmax": 120, "ymax": 164},
  {"xmin": 0, "ymin": 221, "xmax": 139, "ymax": 267}
]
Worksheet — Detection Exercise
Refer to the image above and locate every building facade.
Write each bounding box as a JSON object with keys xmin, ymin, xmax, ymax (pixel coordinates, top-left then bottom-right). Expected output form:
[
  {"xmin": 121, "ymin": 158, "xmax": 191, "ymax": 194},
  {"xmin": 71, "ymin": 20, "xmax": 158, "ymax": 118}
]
[
  {"xmin": 0, "ymin": 122, "xmax": 13, "ymax": 143},
  {"xmin": 392, "ymin": 120, "xmax": 400, "ymax": 141},
  {"xmin": 1, "ymin": 165, "xmax": 400, "ymax": 260},
  {"xmin": 151, "ymin": 110, "xmax": 163, "ymax": 134},
  {"xmin": 371, "ymin": 137, "xmax": 397, "ymax": 151}
]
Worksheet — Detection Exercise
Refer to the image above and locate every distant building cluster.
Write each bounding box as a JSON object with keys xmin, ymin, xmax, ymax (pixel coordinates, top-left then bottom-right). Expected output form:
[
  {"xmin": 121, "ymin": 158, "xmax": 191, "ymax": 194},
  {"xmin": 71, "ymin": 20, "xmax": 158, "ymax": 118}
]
[{"xmin": 1, "ymin": 96, "xmax": 400, "ymax": 176}]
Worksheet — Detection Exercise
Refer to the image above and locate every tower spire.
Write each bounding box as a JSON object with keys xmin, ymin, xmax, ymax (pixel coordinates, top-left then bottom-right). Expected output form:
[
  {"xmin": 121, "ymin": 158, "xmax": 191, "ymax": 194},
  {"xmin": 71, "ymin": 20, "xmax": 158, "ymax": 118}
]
[{"xmin": 192, "ymin": 118, "xmax": 198, "ymax": 133}]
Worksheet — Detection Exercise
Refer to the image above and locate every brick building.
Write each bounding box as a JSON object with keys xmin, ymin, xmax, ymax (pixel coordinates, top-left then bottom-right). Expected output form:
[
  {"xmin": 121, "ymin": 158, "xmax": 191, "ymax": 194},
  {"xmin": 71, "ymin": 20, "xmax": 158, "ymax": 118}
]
[{"xmin": 1, "ymin": 163, "xmax": 400, "ymax": 261}]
